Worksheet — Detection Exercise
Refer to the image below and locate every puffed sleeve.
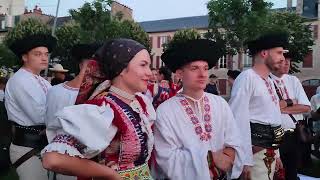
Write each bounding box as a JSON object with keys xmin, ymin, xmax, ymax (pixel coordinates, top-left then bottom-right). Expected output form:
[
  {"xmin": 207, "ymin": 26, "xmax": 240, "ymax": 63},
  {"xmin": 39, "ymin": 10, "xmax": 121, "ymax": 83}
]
[
  {"xmin": 45, "ymin": 83, "xmax": 79, "ymax": 142},
  {"xmin": 42, "ymin": 102, "xmax": 118, "ymax": 159}
]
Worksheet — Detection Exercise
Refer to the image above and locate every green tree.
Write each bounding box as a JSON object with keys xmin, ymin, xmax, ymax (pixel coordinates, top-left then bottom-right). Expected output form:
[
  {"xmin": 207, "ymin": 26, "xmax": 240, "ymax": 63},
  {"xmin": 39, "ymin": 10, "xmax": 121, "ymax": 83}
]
[
  {"xmin": 207, "ymin": 0, "xmax": 272, "ymax": 55},
  {"xmin": 69, "ymin": 0, "xmax": 113, "ymax": 43},
  {"xmin": 55, "ymin": 0, "xmax": 150, "ymax": 72},
  {"xmin": 163, "ymin": 29, "xmax": 201, "ymax": 50},
  {"xmin": 52, "ymin": 22, "xmax": 82, "ymax": 72},
  {"xmin": 4, "ymin": 18, "xmax": 51, "ymax": 47},
  {"xmin": 3, "ymin": 18, "xmax": 51, "ymax": 67},
  {"xmin": 266, "ymin": 12, "xmax": 314, "ymax": 72},
  {"xmin": 207, "ymin": 0, "xmax": 314, "ymax": 72},
  {"xmin": 0, "ymin": 44, "xmax": 19, "ymax": 68},
  {"xmin": 69, "ymin": 0, "xmax": 150, "ymax": 49}
]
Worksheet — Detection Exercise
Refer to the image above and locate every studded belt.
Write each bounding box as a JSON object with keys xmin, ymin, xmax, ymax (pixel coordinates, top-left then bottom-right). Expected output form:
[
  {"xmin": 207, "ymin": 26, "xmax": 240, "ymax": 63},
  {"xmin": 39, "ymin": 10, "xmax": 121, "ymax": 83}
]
[
  {"xmin": 250, "ymin": 122, "xmax": 284, "ymax": 149},
  {"xmin": 11, "ymin": 122, "xmax": 48, "ymax": 149}
]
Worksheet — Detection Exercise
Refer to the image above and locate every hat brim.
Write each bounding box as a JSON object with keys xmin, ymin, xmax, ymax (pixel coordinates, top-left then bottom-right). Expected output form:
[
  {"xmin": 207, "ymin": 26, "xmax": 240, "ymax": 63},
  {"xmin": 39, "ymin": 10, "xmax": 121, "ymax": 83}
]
[
  {"xmin": 49, "ymin": 68, "xmax": 69, "ymax": 72},
  {"xmin": 161, "ymin": 39, "xmax": 225, "ymax": 72},
  {"xmin": 9, "ymin": 34, "xmax": 57, "ymax": 58}
]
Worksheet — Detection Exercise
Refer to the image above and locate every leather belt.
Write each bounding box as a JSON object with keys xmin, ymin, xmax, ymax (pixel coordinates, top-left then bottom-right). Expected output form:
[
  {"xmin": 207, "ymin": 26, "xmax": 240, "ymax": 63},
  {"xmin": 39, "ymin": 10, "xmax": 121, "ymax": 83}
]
[
  {"xmin": 11, "ymin": 122, "xmax": 48, "ymax": 149},
  {"xmin": 250, "ymin": 122, "xmax": 284, "ymax": 149}
]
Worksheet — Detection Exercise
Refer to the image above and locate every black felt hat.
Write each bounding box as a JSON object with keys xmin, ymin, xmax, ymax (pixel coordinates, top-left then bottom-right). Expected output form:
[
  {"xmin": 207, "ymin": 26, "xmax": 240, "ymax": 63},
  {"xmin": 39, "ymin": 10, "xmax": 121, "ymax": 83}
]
[
  {"xmin": 71, "ymin": 43, "xmax": 101, "ymax": 62},
  {"xmin": 9, "ymin": 34, "xmax": 56, "ymax": 58},
  {"xmin": 161, "ymin": 39, "xmax": 225, "ymax": 72},
  {"xmin": 247, "ymin": 32, "xmax": 289, "ymax": 56}
]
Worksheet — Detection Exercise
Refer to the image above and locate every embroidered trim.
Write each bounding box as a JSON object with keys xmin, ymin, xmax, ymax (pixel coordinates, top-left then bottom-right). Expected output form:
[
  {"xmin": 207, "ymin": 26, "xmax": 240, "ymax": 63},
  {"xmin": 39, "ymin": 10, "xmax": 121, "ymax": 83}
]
[
  {"xmin": 52, "ymin": 134, "xmax": 86, "ymax": 153},
  {"xmin": 105, "ymin": 94, "xmax": 150, "ymax": 169},
  {"xmin": 62, "ymin": 82, "xmax": 79, "ymax": 91},
  {"xmin": 263, "ymin": 149, "xmax": 276, "ymax": 180},
  {"xmin": 262, "ymin": 77, "xmax": 278, "ymax": 105},
  {"xmin": 179, "ymin": 95, "xmax": 212, "ymax": 141}
]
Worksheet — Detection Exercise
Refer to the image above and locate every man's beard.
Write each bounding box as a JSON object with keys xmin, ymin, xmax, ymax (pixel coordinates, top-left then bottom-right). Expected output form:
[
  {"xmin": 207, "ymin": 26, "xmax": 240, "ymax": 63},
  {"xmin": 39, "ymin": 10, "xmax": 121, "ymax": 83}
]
[{"xmin": 265, "ymin": 56, "xmax": 279, "ymax": 71}]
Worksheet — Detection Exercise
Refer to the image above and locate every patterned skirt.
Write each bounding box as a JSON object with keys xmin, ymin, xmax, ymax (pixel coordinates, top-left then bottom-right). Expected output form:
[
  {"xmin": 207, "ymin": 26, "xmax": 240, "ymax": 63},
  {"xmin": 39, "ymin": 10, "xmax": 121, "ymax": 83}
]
[{"xmin": 119, "ymin": 163, "xmax": 153, "ymax": 180}]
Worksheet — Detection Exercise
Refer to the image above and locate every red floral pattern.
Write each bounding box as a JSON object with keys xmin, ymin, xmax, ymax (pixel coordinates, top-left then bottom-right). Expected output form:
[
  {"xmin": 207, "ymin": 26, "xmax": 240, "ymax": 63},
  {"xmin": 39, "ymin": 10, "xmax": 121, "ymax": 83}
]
[{"xmin": 179, "ymin": 95, "xmax": 213, "ymax": 141}]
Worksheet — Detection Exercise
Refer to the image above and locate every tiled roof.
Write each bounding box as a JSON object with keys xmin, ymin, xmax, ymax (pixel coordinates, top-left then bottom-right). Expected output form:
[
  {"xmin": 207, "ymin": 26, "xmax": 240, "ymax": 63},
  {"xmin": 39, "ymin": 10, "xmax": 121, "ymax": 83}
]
[{"xmin": 139, "ymin": 15, "xmax": 209, "ymax": 33}]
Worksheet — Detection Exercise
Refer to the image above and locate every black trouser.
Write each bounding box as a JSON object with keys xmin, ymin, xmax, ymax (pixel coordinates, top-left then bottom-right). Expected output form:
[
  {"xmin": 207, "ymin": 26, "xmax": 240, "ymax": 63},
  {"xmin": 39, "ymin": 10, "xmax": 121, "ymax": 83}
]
[{"xmin": 279, "ymin": 131, "xmax": 298, "ymax": 180}]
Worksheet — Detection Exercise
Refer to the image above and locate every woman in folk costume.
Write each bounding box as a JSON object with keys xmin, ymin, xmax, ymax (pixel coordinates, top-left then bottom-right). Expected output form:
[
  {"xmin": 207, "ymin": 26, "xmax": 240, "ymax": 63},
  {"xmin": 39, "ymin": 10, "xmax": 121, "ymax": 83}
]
[
  {"xmin": 41, "ymin": 39, "xmax": 156, "ymax": 180},
  {"xmin": 154, "ymin": 39, "xmax": 241, "ymax": 180}
]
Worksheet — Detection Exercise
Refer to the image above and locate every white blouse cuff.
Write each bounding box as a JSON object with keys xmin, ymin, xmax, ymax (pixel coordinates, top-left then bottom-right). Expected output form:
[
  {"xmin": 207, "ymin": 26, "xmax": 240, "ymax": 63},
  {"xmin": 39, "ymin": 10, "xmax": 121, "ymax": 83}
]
[{"xmin": 41, "ymin": 141, "xmax": 84, "ymax": 158}]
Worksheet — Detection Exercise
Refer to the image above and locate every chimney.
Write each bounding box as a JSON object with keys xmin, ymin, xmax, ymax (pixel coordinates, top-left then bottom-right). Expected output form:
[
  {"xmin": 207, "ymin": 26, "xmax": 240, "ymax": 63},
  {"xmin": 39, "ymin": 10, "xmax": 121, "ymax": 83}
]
[
  {"xmin": 33, "ymin": 5, "xmax": 42, "ymax": 14},
  {"xmin": 111, "ymin": 1, "xmax": 133, "ymax": 21},
  {"xmin": 287, "ymin": 0, "xmax": 292, "ymax": 9}
]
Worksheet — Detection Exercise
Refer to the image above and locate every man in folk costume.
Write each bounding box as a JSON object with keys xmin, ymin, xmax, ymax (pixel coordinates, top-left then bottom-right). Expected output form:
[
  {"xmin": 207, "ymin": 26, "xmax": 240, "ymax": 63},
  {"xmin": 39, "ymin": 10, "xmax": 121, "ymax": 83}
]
[
  {"xmin": 5, "ymin": 33, "xmax": 56, "ymax": 179},
  {"xmin": 154, "ymin": 39, "xmax": 241, "ymax": 180},
  {"xmin": 270, "ymin": 52, "xmax": 311, "ymax": 180},
  {"xmin": 229, "ymin": 32, "xmax": 288, "ymax": 180}
]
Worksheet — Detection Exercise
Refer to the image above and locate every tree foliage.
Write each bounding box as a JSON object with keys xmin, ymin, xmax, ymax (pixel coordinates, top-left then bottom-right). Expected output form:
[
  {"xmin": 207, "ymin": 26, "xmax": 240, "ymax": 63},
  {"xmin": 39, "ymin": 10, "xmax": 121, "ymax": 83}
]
[
  {"xmin": 53, "ymin": 0, "xmax": 150, "ymax": 72},
  {"xmin": 266, "ymin": 12, "xmax": 314, "ymax": 72},
  {"xmin": 163, "ymin": 29, "xmax": 201, "ymax": 50},
  {"xmin": 207, "ymin": 0, "xmax": 272, "ymax": 55},
  {"xmin": 68, "ymin": 0, "xmax": 150, "ymax": 50},
  {"xmin": 2, "ymin": 18, "xmax": 51, "ymax": 68},
  {"xmin": 0, "ymin": 44, "xmax": 19, "ymax": 68},
  {"xmin": 4, "ymin": 18, "xmax": 51, "ymax": 47},
  {"xmin": 207, "ymin": 0, "xmax": 314, "ymax": 72}
]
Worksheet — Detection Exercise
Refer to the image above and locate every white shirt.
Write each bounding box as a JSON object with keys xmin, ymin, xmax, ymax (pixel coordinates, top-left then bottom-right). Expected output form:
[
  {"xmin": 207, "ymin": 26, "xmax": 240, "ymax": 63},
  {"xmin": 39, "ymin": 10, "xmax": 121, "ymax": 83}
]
[
  {"xmin": 270, "ymin": 74, "xmax": 311, "ymax": 129},
  {"xmin": 46, "ymin": 83, "xmax": 79, "ymax": 141},
  {"xmin": 154, "ymin": 93, "xmax": 241, "ymax": 180},
  {"xmin": 5, "ymin": 68, "xmax": 51, "ymax": 126},
  {"xmin": 0, "ymin": 90, "xmax": 4, "ymax": 102},
  {"xmin": 229, "ymin": 69, "xmax": 282, "ymax": 166}
]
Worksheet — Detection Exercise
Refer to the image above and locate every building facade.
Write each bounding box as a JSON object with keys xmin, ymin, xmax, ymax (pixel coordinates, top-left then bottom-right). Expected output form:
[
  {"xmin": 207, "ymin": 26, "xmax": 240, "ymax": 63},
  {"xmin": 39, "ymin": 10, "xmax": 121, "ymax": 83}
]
[{"xmin": 140, "ymin": 0, "xmax": 320, "ymax": 97}]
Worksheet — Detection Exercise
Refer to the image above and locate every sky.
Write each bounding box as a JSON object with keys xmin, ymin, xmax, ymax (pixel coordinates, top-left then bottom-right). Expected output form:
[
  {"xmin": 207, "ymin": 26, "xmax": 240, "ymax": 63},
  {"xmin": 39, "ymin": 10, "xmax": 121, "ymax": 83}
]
[{"xmin": 26, "ymin": 0, "xmax": 297, "ymax": 22}]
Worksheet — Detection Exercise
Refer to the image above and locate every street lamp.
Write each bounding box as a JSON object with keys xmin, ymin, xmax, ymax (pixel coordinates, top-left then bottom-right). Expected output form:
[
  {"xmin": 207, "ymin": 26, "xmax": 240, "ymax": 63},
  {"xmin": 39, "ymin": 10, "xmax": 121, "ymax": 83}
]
[{"xmin": 45, "ymin": 0, "xmax": 61, "ymax": 77}]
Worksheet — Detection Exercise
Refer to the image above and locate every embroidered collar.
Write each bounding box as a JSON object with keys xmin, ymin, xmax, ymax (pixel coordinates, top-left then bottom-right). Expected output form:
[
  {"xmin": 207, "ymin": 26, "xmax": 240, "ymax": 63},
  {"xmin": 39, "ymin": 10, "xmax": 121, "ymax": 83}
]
[{"xmin": 178, "ymin": 93, "xmax": 213, "ymax": 141}]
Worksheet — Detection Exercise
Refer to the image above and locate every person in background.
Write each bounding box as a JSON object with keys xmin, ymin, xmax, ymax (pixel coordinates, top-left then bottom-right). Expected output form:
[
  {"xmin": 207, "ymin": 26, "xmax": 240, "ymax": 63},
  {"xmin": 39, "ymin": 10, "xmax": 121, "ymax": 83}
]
[
  {"xmin": 270, "ymin": 52, "xmax": 311, "ymax": 180},
  {"xmin": 310, "ymin": 86, "xmax": 320, "ymax": 158},
  {"xmin": 205, "ymin": 74, "xmax": 219, "ymax": 95},
  {"xmin": 227, "ymin": 70, "xmax": 241, "ymax": 87},
  {"xmin": 49, "ymin": 64, "xmax": 73, "ymax": 86},
  {"xmin": 152, "ymin": 66, "xmax": 179, "ymax": 108},
  {"xmin": 146, "ymin": 68, "xmax": 159, "ymax": 102},
  {"xmin": 0, "ymin": 77, "xmax": 7, "ymax": 102}
]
